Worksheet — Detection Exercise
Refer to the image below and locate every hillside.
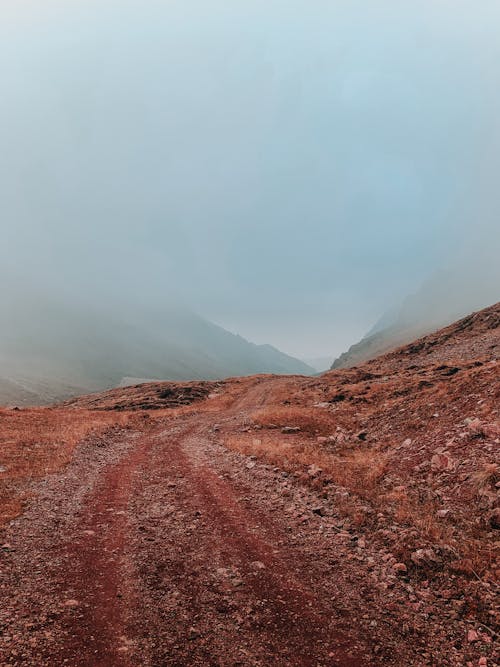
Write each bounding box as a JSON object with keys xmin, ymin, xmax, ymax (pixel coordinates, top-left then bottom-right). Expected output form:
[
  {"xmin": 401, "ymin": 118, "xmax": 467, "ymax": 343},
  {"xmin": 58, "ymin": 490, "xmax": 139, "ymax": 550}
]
[
  {"xmin": 0, "ymin": 303, "xmax": 498, "ymax": 666},
  {"xmin": 332, "ymin": 268, "xmax": 500, "ymax": 369},
  {"xmin": 0, "ymin": 298, "xmax": 312, "ymax": 406}
]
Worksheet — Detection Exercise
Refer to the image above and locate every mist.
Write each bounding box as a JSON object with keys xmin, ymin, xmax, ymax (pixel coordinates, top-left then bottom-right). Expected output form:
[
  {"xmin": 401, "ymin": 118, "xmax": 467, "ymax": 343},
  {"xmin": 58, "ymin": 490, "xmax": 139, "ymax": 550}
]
[{"xmin": 1, "ymin": 0, "xmax": 499, "ymax": 363}]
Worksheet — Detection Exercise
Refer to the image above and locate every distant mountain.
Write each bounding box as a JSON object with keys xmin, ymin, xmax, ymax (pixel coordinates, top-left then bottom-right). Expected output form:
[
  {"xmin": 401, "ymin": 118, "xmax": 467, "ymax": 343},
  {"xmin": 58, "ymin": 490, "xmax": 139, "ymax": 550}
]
[
  {"xmin": 0, "ymin": 297, "xmax": 313, "ymax": 405},
  {"xmin": 331, "ymin": 268, "xmax": 500, "ymax": 369},
  {"xmin": 302, "ymin": 356, "xmax": 334, "ymax": 373}
]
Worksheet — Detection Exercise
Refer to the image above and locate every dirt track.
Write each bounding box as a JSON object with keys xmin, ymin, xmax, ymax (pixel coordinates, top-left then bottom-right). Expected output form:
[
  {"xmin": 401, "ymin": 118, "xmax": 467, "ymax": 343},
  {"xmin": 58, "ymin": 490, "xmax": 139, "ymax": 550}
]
[
  {"xmin": 1, "ymin": 376, "xmax": 497, "ymax": 666},
  {"xmin": 0, "ymin": 380, "xmax": 382, "ymax": 666}
]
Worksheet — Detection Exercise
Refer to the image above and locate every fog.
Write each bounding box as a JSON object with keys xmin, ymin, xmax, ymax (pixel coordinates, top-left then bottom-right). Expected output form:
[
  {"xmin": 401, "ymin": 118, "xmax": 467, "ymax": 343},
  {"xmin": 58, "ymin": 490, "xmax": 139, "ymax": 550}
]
[{"xmin": 1, "ymin": 0, "xmax": 499, "ymax": 360}]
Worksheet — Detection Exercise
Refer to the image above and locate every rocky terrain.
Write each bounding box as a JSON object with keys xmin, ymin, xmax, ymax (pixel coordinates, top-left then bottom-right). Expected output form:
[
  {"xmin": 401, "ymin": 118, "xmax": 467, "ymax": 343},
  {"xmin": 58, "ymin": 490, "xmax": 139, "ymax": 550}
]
[
  {"xmin": 0, "ymin": 303, "xmax": 498, "ymax": 666},
  {"xmin": 331, "ymin": 269, "xmax": 500, "ymax": 369}
]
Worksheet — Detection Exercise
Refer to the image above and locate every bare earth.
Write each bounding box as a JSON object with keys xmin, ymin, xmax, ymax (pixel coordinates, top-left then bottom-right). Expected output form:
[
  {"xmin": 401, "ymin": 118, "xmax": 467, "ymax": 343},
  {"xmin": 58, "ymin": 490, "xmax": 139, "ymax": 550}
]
[{"xmin": 0, "ymin": 304, "xmax": 499, "ymax": 666}]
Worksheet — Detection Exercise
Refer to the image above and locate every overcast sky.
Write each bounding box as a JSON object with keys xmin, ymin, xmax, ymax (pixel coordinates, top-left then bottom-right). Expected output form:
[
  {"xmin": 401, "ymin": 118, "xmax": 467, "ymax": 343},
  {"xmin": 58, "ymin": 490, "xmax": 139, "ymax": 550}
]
[{"xmin": 1, "ymin": 0, "xmax": 499, "ymax": 357}]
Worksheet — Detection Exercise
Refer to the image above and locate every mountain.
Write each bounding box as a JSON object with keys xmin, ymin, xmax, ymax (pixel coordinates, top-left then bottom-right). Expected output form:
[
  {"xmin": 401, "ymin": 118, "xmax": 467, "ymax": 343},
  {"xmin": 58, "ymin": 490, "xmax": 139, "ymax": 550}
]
[
  {"xmin": 331, "ymin": 267, "xmax": 500, "ymax": 369},
  {"xmin": 302, "ymin": 356, "xmax": 334, "ymax": 373},
  {"xmin": 0, "ymin": 296, "xmax": 313, "ymax": 406}
]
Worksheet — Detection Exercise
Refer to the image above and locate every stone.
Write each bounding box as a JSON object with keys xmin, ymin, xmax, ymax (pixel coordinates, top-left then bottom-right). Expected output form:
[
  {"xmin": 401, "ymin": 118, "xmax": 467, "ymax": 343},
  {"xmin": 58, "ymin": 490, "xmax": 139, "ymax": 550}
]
[
  {"xmin": 281, "ymin": 426, "xmax": 301, "ymax": 434},
  {"xmin": 393, "ymin": 562, "xmax": 407, "ymax": 574},
  {"xmin": 410, "ymin": 548, "xmax": 441, "ymax": 567},
  {"xmin": 431, "ymin": 453, "xmax": 456, "ymax": 471},
  {"xmin": 251, "ymin": 561, "xmax": 266, "ymax": 570},
  {"xmin": 487, "ymin": 508, "xmax": 500, "ymax": 529},
  {"xmin": 311, "ymin": 506, "xmax": 325, "ymax": 516},
  {"xmin": 467, "ymin": 629, "xmax": 480, "ymax": 642}
]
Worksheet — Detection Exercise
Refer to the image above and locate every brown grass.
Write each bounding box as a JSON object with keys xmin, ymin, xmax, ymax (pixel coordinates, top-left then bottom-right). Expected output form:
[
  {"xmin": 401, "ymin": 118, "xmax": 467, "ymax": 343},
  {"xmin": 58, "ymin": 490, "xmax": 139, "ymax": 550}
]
[
  {"xmin": 225, "ymin": 431, "xmax": 496, "ymax": 576},
  {"xmin": 226, "ymin": 432, "xmax": 388, "ymax": 501},
  {"xmin": 253, "ymin": 406, "xmax": 338, "ymax": 436},
  {"xmin": 0, "ymin": 407, "xmax": 130, "ymax": 529}
]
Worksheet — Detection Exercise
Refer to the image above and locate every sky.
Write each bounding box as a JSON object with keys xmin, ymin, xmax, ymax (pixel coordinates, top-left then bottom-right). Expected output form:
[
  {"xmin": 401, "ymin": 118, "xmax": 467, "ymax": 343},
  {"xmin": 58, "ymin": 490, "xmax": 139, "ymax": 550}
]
[{"xmin": 1, "ymin": 0, "xmax": 499, "ymax": 358}]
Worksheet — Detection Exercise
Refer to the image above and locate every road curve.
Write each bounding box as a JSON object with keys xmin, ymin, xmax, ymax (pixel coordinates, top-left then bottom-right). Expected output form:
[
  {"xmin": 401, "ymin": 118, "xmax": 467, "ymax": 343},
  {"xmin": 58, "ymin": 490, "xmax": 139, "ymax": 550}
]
[{"xmin": 0, "ymin": 383, "xmax": 379, "ymax": 666}]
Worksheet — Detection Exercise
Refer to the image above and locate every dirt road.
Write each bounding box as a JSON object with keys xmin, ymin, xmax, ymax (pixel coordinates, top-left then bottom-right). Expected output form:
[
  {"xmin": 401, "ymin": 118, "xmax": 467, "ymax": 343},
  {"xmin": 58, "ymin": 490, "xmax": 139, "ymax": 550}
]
[{"xmin": 0, "ymin": 379, "xmax": 468, "ymax": 666}]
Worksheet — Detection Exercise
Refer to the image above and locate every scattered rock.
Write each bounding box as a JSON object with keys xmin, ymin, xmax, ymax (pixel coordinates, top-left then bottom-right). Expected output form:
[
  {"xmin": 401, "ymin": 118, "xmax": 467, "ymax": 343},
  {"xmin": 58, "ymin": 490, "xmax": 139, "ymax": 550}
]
[
  {"xmin": 431, "ymin": 452, "xmax": 456, "ymax": 472},
  {"xmin": 393, "ymin": 563, "xmax": 407, "ymax": 574},
  {"xmin": 281, "ymin": 426, "xmax": 301, "ymax": 434},
  {"xmin": 410, "ymin": 548, "xmax": 441, "ymax": 567},
  {"xmin": 487, "ymin": 507, "xmax": 500, "ymax": 529},
  {"xmin": 311, "ymin": 506, "xmax": 325, "ymax": 516},
  {"xmin": 467, "ymin": 629, "xmax": 480, "ymax": 642},
  {"xmin": 251, "ymin": 561, "xmax": 266, "ymax": 570}
]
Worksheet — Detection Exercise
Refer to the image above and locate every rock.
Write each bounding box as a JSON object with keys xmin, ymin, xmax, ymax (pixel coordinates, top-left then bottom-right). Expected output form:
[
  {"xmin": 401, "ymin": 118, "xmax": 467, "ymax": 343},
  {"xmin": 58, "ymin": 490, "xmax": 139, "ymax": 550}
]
[
  {"xmin": 317, "ymin": 436, "xmax": 329, "ymax": 443},
  {"xmin": 188, "ymin": 628, "xmax": 201, "ymax": 640},
  {"xmin": 0, "ymin": 465, "xmax": 6, "ymax": 473},
  {"xmin": 478, "ymin": 658, "xmax": 487, "ymax": 666},
  {"xmin": 314, "ymin": 402, "xmax": 330, "ymax": 408},
  {"xmin": 311, "ymin": 506, "xmax": 325, "ymax": 516},
  {"xmin": 281, "ymin": 426, "xmax": 301, "ymax": 434},
  {"xmin": 431, "ymin": 453, "xmax": 456, "ymax": 471},
  {"xmin": 393, "ymin": 562, "xmax": 407, "ymax": 574},
  {"xmin": 410, "ymin": 548, "xmax": 441, "ymax": 567},
  {"xmin": 436, "ymin": 509, "xmax": 451, "ymax": 518},
  {"xmin": 252, "ymin": 438, "xmax": 262, "ymax": 446},
  {"xmin": 246, "ymin": 461, "xmax": 256, "ymax": 469},
  {"xmin": 465, "ymin": 417, "xmax": 483, "ymax": 435},
  {"xmin": 467, "ymin": 629, "xmax": 480, "ymax": 642},
  {"xmin": 251, "ymin": 561, "xmax": 266, "ymax": 570},
  {"xmin": 487, "ymin": 507, "xmax": 500, "ymax": 529},
  {"xmin": 63, "ymin": 599, "xmax": 80, "ymax": 607},
  {"xmin": 307, "ymin": 464, "xmax": 323, "ymax": 478}
]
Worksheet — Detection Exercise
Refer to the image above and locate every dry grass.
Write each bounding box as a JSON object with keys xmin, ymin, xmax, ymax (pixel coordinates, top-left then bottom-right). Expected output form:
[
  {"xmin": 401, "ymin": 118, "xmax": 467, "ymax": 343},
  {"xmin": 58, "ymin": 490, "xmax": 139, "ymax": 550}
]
[
  {"xmin": 253, "ymin": 406, "xmax": 337, "ymax": 436},
  {"xmin": 225, "ymin": 430, "xmax": 497, "ymax": 575},
  {"xmin": 0, "ymin": 407, "xmax": 130, "ymax": 528},
  {"xmin": 227, "ymin": 432, "xmax": 388, "ymax": 502}
]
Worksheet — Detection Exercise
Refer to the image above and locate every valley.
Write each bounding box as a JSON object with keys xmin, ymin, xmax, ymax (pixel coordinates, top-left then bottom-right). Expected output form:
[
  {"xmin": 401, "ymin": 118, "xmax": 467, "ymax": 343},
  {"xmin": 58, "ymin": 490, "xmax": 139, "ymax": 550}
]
[{"xmin": 0, "ymin": 304, "xmax": 498, "ymax": 666}]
